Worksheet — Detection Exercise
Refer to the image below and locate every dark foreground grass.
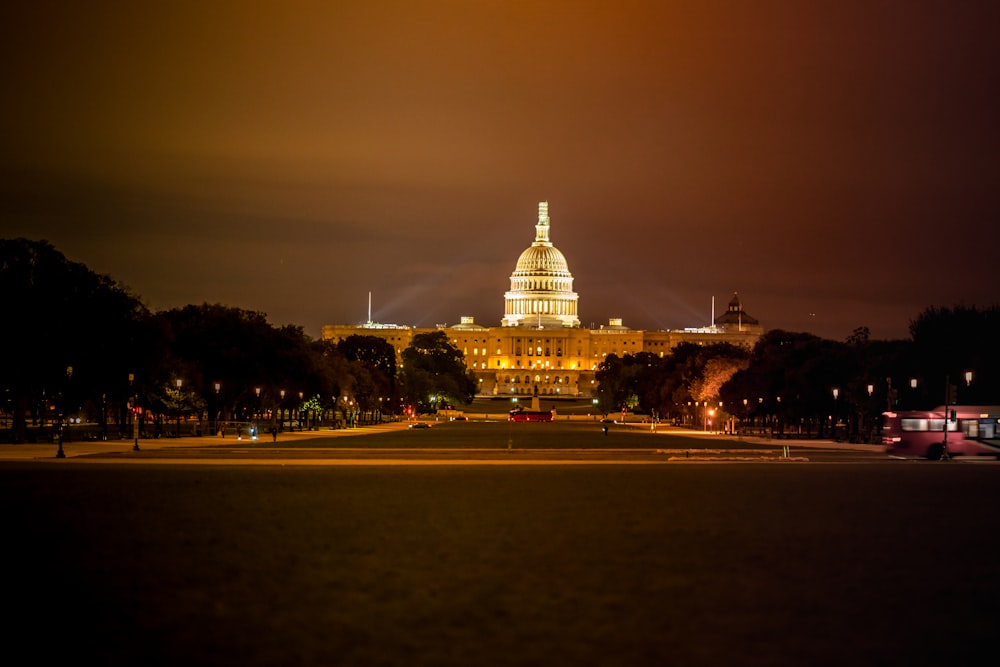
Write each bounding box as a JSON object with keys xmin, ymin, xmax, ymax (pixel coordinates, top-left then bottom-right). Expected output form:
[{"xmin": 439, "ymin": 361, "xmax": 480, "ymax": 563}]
[{"xmin": 4, "ymin": 463, "xmax": 999, "ymax": 666}]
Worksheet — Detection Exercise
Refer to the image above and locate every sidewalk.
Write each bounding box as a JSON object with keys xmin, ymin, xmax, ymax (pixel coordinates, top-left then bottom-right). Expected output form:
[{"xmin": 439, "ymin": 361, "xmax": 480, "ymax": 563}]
[
  {"xmin": 736, "ymin": 435, "xmax": 883, "ymax": 452},
  {"xmin": 633, "ymin": 423, "xmax": 885, "ymax": 452},
  {"xmin": 0, "ymin": 422, "xmax": 412, "ymax": 461}
]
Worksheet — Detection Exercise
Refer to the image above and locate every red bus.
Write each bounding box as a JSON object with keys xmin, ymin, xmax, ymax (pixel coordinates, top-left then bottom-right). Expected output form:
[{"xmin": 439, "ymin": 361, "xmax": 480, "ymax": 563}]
[
  {"xmin": 509, "ymin": 408, "xmax": 553, "ymax": 422},
  {"xmin": 882, "ymin": 406, "xmax": 1000, "ymax": 459}
]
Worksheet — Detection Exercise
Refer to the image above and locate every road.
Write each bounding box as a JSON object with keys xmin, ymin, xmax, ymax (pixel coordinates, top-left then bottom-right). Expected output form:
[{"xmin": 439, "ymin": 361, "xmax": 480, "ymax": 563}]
[{"xmin": 0, "ymin": 419, "xmax": 894, "ymax": 464}]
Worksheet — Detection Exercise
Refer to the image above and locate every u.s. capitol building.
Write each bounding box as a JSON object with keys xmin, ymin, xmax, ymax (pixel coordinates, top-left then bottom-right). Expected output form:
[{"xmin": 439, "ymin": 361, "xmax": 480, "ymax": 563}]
[{"xmin": 323, "ymin": 202, "xmax": 762, "ymax": 398}]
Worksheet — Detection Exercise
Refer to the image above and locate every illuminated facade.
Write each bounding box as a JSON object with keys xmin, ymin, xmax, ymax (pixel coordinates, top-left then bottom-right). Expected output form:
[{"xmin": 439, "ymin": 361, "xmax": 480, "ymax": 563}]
[{"xmin": 322, "ymin": 202, "xmax": 763, "ymax": 397}]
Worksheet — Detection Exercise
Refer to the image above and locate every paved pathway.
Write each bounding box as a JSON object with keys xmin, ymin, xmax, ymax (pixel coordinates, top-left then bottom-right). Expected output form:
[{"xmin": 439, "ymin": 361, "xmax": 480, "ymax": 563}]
[{"xmin": 0, "ymin": 422, "xmax": 413, "ymax": 461}]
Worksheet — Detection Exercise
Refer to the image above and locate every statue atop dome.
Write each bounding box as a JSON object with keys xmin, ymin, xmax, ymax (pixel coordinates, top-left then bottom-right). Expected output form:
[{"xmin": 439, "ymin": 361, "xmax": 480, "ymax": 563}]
[{"xmin": 534, "ymin": 201, "xmax": 551, "ymax": 245}]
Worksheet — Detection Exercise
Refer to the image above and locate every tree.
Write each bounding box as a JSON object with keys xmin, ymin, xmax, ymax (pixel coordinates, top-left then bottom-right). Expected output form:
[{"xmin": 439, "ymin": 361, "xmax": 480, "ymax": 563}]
[
  {"xmin": 337, "ymin": 334, "xmax": 398, "ymax": 416},
  {"xmin": 0, "ymin": 238, "xmax": 149, "ymax": 442},
  {"xmin": 154, "ymin": 304, "xmax": 351, "ymax": 428},
  {"xmin": 400, "ymin": 331, "xmax": 476, "ymax": 413},
  {"xmin": 909, "ymin": 305, "xmax": 1000, "ymax": 406}
]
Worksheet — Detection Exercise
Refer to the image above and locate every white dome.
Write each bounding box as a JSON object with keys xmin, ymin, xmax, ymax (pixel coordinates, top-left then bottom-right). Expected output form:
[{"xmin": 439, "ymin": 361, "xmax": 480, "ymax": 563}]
[
  {"xmin": 501, "ymin": 202, "xmax": 580, "ymax": 328},
  {"xmin": 513, "ymin": 245, "xmax": 571, "ymax": 276}
]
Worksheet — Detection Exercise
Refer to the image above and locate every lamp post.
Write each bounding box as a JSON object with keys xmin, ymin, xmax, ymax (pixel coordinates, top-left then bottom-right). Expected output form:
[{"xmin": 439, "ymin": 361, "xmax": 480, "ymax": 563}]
[
  {"xmin": 941, "ymin": 375, "xmax": 953, "ymax": 461},
  {"xmin": 214, "ymin": 383, "xmax": 221, "ymax": 436},
  {"xmin": 130, "ymin": 373, "xmax": 140, "ymax": 451},
  {"xmin": 831, "ymin": 387, "xmax": 839, "ymax": 439},
  {"xmin": 858, "ymin": 382, "xmax": 875, "ymax": 442},
  {"xmin": 279, "ymin": 389, "xmax": 285, "ymax": 432},
  {"xmin": 742, "ymin": 398, "xmax": 748, "ymax": 438},
  {"xmin": 254, "ymin": 387, "xmax": 261, "ymax": 439},
  {"xmin": 175, "ymin": 379, "xmax": 183, "ymax": 437},
  {"xmin": 56, "ymin": 366, "xmax": 72, "ymax": 458}
]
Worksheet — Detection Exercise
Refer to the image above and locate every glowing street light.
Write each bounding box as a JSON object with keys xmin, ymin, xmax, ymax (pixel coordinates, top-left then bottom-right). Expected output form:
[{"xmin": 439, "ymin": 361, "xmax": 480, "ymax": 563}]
[
  {"xmin": 279, "ymin": 389, "xmax": 285, "ymax": 432},
  {"xmin": 175, "ymin": 378, "xmax": 183, "ymax": 437},
  {"xmin": 214, "ymin": 383, "xmax": 221, "ymax": 436},
  {"xmin": 130, "ymin": 373, "xmax": 140, "ymax": 451}
]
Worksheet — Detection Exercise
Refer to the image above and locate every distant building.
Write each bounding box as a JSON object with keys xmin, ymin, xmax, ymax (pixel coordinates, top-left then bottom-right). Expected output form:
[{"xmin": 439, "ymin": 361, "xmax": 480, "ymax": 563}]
[{"xmin": 322, "ymin": 202, "xmax": 763, "ymax": 397}]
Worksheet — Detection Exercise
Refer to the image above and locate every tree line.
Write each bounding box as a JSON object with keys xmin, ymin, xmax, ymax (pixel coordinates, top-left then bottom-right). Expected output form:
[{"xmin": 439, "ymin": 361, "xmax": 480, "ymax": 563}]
[
  {"xmin": 2, "ymin": 238, "xmax": 996, "ymax": 444},
  {"xmin": 596, "ymin": 310, "xmax": 1000, "ymax": 442},
  {"xmin": 0, "ymin": 239, "xmax": 475, "ymax": 443}
]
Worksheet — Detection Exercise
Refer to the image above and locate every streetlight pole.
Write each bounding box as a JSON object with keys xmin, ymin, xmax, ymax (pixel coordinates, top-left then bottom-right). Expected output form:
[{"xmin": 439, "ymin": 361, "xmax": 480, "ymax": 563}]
[
  {"xmin": 56, "ymin": 366, "xmax": 72, "ymax": 458},
  {"xmin": 831, "ymin": 387, "xmax": 839, "ymax": 440},
  {"xmin": 130, "ymin": 373, "xmax": 140, "ymax": 451},
  {"xmin": 214, "ymin": 383, "xmax": 221, "ymax": 436},
  {"xmin": 279, "ymin": 389, "xmax": 285, "ymax": 433},
  {"xmin": 175, "ymin": 379, "xmax": 183, "ymax": 437},
  {"xmin": 254, "ymin": 387, "xmax": 261, "ymax": 439},
  {"xmin": 941, "ymin": 375, "xmax": 952, "ymax": 461},
  {"xmin": 866, "ymin": 384, "xmax": 874, "ymax": 443}
]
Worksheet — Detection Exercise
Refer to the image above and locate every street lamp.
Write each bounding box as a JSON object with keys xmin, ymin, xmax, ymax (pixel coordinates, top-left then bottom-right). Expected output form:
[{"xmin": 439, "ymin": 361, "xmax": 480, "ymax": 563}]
[
  {"xmin": 175, "ymin": 379, "xmax": 183, "ymax": 436},
  {"xmin": 279, "ymin": 389, "xmax": 285, "ymax": 432},
  {"xmin": 831, "ymin": 388, "xmax": 839, "ymax": 438},
  {"xmin": 56, "ymin": 366, "xmax": 72, "ymax": 458},
  {"xmin": 130, "ymin": 373, "xmax": 140, "ymax": 451},
  {"xmin": 254, "ymin": 387, "xmax": 261, "ymax": 439},
  {"xmin": 214, "ymin": 383, "xmax": 221, "ymax": 436},
  {"xmin": 965, "ymin": 370, "xmax": 974, "ymax": 386}
]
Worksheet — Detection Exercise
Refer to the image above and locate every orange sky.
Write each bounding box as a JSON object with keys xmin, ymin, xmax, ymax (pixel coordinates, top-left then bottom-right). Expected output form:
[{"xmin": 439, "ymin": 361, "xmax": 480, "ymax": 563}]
[{"xmin": 3, "ymin": 0, "xmax": 998, "ymax": 340}]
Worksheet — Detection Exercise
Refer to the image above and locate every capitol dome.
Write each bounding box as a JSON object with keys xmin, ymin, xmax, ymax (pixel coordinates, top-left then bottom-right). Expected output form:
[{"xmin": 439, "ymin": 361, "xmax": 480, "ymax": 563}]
[
  {"xmin": 501, "ymin": 202, "xmax": 580, "ymax": 328},
  {"xmin": 513, "ymin": 244, "xmax": 571, "ymax": 275}
]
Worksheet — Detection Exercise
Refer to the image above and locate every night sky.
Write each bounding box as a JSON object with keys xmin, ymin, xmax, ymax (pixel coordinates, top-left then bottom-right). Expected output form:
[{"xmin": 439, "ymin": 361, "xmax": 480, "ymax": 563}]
[{"xmin": 3, "ymin": 1, "xmax": 998, "ymax": 341}]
